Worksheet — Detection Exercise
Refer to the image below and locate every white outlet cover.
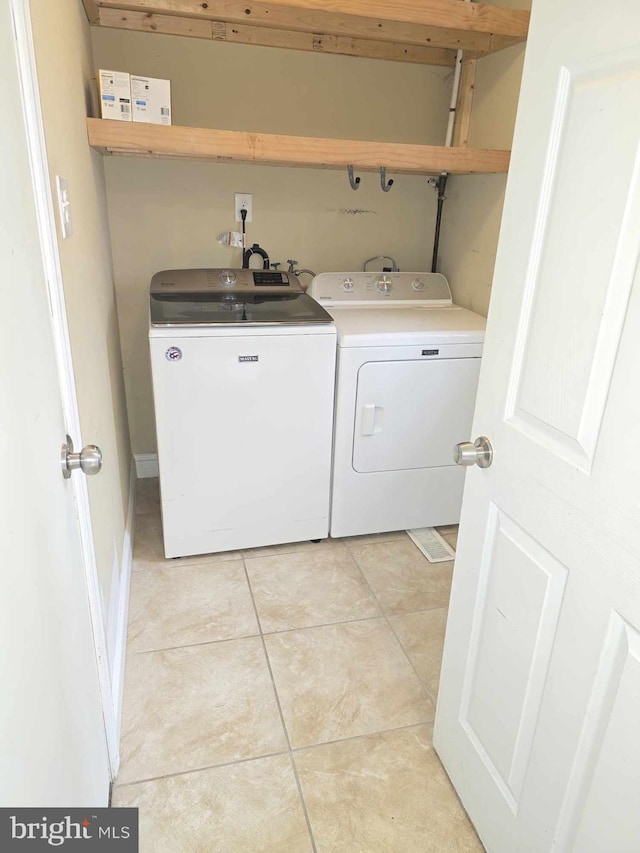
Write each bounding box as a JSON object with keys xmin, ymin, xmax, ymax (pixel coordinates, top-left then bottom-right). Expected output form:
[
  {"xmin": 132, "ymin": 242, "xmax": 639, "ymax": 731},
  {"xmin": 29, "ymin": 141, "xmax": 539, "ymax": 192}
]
[
  {"xmin": 235, "ymin": 192, "xmax": 252, "ymax": 223},
  {"xmin": 55, "ymin": 175, "xmax": 73, "ymax": 239}
]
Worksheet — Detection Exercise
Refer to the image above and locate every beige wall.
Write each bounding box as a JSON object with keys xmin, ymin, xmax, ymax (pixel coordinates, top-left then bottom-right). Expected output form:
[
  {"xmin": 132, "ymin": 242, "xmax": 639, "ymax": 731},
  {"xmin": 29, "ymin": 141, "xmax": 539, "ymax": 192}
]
[
  {"xmin": 30, "ymin": 0, "xmax": 131, "ymax": 632},
  {"xmin": 439, "ymin": 0, "xmax": 532, "ymax": 317},
  {"xmin": 91, "ymin": 29, "xmax": 453, "ymax": 454}
]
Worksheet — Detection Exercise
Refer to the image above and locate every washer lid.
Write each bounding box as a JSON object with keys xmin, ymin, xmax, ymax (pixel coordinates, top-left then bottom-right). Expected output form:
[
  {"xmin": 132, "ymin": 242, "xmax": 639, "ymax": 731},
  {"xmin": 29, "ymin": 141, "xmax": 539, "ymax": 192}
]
[
  {"xmin": 327, "ymin": 304, "xmax": 486, "ymax": 347},
  {"xmin": 150, "ymin": 291, "xmax": 334, "ymax": 326}
]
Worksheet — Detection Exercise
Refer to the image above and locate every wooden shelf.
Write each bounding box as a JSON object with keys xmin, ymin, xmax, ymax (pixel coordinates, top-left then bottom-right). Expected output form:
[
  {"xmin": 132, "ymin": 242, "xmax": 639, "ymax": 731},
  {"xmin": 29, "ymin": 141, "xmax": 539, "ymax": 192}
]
[
  {"xmin": 84, "ymin": 0, "xmax": 529, "ymax": 66},
  {"xmin": 85, "ymin": 4, "xmax": 523, "ymax": 174},
  {"xmin": 87, "ymin": 118, "xmax": 511, "ymax": 175}
]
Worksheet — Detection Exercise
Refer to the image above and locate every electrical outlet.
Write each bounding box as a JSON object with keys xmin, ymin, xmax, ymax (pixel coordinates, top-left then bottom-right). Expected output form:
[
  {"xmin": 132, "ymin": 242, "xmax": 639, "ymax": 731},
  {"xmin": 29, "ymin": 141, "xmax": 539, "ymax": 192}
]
[{"xmin": 235, "ymin": 192, "xmax": 253, "ymax": 223}]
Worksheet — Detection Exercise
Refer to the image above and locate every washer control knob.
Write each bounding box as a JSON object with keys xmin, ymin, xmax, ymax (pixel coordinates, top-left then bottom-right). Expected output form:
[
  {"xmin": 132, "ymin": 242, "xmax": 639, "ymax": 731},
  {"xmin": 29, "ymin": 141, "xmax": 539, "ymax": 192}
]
[
  {"xmin": 412, "ymin": 277, "xmax": 426, "ymax": 291},
  {"xmin": 341, "ymin": 277, "xmax": 354, "ymax": 292},
  {"xmin": 219, "ymin": 269, "xmax": 237, "ymax": 287},
  {"xmin": 376, "ymin": 275, "xmax": 393, "ymax": 294}
]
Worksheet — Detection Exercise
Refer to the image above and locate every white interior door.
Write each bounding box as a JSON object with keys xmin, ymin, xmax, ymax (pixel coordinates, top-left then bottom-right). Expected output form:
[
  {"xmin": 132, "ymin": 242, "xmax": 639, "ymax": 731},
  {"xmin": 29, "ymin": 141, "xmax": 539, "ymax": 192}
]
[
  {"xmin": 0, "ymin": 0, "xmax": 110, "ymax": 805},
  {"xmin": 434, "ymin": 1, "xmax": 640, "ymax": 850}
]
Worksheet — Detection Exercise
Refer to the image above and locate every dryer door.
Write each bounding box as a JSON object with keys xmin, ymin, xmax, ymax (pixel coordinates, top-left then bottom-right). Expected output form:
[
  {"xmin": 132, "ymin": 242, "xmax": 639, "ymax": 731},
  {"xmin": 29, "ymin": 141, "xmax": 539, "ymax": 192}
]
[{"xmin": 353, "ymin": 357, "xmax": 481, "ymax": 473}]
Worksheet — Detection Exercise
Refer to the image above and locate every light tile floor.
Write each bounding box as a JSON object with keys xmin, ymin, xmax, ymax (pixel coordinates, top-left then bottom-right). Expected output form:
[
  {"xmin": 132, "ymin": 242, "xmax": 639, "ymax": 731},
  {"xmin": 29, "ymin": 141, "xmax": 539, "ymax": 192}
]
[{"xmin": 112, "ymin": 479, "xmax": 482, "ymax": 852}]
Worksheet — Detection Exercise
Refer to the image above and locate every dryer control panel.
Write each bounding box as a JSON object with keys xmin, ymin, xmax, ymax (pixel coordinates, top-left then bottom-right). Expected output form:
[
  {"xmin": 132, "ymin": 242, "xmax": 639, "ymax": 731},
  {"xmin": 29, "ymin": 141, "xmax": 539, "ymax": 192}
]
[{"xmin": 308, "ymin": 272, "xmax": 452, "ymax": 307}]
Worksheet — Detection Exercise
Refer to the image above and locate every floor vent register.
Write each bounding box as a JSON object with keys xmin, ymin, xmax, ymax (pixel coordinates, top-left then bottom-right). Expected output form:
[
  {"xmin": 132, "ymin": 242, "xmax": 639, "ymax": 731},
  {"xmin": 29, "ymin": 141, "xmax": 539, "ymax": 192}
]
[{"xmin": 406, "ymin": 528, "xmax": 455, "ymax": 563}]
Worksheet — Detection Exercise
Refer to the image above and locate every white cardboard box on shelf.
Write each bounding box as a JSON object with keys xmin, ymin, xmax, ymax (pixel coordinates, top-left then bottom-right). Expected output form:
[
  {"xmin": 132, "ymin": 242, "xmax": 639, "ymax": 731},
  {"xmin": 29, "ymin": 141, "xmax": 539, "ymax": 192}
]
[
  {"xmin": 131, "ymin": 76, "xmax": 172, "ymax": 125},
  {"xmin": 98, "ymin": 69, "xmax": 132, "ymax": 121}
]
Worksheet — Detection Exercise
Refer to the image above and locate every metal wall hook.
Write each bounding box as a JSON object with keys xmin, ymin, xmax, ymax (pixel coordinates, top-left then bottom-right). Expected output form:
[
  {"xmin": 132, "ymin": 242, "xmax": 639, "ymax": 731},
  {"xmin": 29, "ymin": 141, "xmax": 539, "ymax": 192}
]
[
  {"xmin": 347, "ymin": 165, "xmax": 361, "ymax": 190},
  {"xmin": 380, "ymin": 167, "xmax": 394, "ymax": 192}
]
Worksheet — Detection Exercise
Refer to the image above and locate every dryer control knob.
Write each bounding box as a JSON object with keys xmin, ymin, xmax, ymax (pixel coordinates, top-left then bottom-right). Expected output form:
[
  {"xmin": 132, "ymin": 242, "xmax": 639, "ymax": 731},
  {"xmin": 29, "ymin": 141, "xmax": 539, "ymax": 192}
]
[
  {"xmin": 219, "ymin": 269, "xmax": 237, "ymax": 287},
  {"xmin": 375, "ymin": 275, "xmax": 393, "ymax": 294},
  {"xmin": 341, "ymin": 278, "xmax": 354, "ymax": 292},
  {"xmin": 412, "ymin": 278, "xmax": 426, "ymax": 291}
]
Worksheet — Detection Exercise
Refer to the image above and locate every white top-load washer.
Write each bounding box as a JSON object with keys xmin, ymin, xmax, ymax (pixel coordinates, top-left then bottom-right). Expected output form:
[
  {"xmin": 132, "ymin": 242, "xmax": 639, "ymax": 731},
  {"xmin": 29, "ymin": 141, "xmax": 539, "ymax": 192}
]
[
  {"xmin": 308, "ymin": 271, "xmax": 486, "ymax": 538},
  {"xmin": 149, "ymin": 268, "xmax": 336, "ymax": 558}
]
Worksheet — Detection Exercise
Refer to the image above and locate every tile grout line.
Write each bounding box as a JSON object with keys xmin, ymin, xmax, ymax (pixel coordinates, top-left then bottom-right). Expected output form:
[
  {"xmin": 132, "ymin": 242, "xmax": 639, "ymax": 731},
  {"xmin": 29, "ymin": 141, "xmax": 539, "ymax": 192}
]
[
  {"xmin": 344, "ymin": 537, "xmax": 441, "ymax": 713},
  {"xmin": 133, "ymin": 525, "xmax": 421, "ymax": 573},
  {"xmin": 114, "ymin": 718, "xmax": 439, "ymax": 792},
  {"xmin": 290, "ymin": 720, "xmax": 435, "ymax": 756},
  {"xmin": 132, "ymin": 543, "xmax": 342, "ymax": 573},
  {"xmin": 241, "ymin": 557, "xmax": 319, "ymax": 853},
  {"xmin": 129, "ymin": 630, "xmax": 262, "ymax": 657},
  {"xmin": 131, "ymin": 556, "xmax": 244, "ymax": 573},
  {"xmin": 114, "ymin": 748, "xmax": 290, "ymax": 790},
  {"xmin": 242, "ymin": 543, "xmax": 347, "ymax": 563},
  {"xmin": 128, "ymin": 605, "xmax": 446, "ymax": 659},
  {"xmin": 263, "ymin": 612, "xmax": 382, "ymax": 634}
]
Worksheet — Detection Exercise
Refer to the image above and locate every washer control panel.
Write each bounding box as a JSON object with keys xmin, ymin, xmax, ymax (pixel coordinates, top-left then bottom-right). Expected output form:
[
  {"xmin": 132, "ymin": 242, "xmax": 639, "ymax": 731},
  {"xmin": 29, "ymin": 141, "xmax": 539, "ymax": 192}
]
[
  {"xmin": 150, "ymin": 268, "xmax": 302, "ymax": 295},
  {"xmin": 309, "ymin": 272, "xmax": 453, "ymax": 307}
]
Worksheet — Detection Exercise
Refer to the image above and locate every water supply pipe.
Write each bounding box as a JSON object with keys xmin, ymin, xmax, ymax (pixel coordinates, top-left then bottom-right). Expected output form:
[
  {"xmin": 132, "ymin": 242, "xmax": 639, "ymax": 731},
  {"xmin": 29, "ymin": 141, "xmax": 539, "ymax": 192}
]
[{"xmin": 431, "ymin": 0, "xmax": 471, "ymax": 272}]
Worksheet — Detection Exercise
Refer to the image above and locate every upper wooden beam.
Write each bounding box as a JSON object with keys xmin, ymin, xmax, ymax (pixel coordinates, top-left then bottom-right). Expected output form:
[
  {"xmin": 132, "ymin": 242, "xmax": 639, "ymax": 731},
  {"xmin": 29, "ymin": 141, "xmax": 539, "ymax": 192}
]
[
  {"xmin": 96, "ymin": 8, "xmax": 456, "ymax": 65},
  {"xmin": 88, "ymin": 0, "xmax": 529, "ymax": 56},
  {"xmin": 98, "ymin": 7, "xmax": 213, "ymax": 37},
  {"xmin": 87, "ymin": 117, "xmax": 510, "ymax": 175},
  {"xmin": 216, "ymin": 22, "xmax": 456, "ymax": 66}
]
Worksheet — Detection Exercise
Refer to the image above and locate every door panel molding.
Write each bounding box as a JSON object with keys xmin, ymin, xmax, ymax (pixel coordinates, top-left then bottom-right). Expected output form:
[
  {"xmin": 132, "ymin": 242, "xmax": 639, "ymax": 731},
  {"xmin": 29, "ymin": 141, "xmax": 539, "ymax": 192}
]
[
  {"xmin": 553, "ymin": 610, "xmax": 640, "ymax": 849},
  {"xmin": 506, "ymin": 48, "xmax": 640, "ymax": 475},
  {"xmin": 460, "ymin": 505, "xmax": 568, "ymax": 812}
]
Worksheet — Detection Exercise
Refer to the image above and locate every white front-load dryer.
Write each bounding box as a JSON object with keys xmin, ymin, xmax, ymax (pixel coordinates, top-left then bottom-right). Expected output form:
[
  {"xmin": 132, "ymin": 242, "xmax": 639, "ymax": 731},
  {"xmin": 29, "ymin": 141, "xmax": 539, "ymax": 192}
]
[{"xmin": 308, "ymin": 272, "xmax": 486, "ymax": 538}]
